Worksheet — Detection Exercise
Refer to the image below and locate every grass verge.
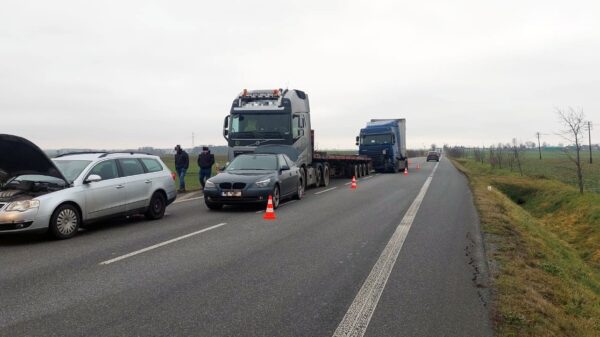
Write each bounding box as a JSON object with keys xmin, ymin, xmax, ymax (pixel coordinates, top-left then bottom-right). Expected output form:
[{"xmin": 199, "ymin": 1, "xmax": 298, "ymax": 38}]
[{"xmin": 451, "ymin": 158, "xmax": 600, "ymax": 337}]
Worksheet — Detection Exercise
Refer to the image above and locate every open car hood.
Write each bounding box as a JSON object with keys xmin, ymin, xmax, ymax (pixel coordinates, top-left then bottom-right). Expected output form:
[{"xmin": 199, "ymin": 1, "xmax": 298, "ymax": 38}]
[{"xmin": 0, "ymin": 134, "xmax": 69, "ymax": 184}]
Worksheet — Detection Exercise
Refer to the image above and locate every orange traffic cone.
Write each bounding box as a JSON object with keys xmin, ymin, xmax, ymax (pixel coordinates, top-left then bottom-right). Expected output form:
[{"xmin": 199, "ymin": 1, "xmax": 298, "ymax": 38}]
[
  {"xmin": 263, "ymin": 195, "xmax": 276, "ymax": 220},
  {"xmin": 403, "ymin": 167, "xmax": 408, "ymax": 176},
  {"xmin": 351, "ymin": 176, "xmax": 357, "ymax": 189}
]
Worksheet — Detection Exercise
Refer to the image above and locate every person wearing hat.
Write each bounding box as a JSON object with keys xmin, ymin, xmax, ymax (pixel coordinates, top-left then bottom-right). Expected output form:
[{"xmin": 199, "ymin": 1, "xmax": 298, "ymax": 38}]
[
  {"xmin": 197, "ymin": 146, "xmax": 215, "ymax": 189},
  {"xmin": 174, "ymin": 145, "xmax": 189, "ymax": 192}
]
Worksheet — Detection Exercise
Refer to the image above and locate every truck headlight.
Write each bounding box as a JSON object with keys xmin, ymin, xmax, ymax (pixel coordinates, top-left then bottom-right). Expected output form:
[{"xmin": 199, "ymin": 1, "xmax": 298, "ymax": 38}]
[
  {"xmin": 6, "ymin": 200, "xmax": 40, "ymax": 212},
  {"xmin": 382, "ymin": 149, "xmax": 387, "ymax": 155},
  {"xmin": 255, "ymin": 178, "xmax": 272, "ymax": 187},
  {"xmin": 205, "ymin": 180, "xmax": 215, "ymax": 188}
]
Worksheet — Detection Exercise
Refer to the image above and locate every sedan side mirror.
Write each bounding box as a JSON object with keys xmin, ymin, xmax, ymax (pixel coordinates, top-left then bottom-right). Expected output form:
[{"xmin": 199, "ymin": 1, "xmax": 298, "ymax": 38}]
[
  {"xmin": 85, "ymin": 174, "xmax": 102, "ymax": 184},
  {"xmin": 280, "ymin": 165, "xmax": 290, "ymax": 172}
]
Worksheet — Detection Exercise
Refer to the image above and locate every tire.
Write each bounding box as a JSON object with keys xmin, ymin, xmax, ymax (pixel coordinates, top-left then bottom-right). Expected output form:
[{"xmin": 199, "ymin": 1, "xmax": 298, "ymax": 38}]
[
  {"xmin": 271, "ymin": 185, "xmax": 281, "ymax": 209},
  {"xmin": 205, "ymin": 200, "xmax": 223, "ymax": 210},
  {"xmin": 145, "ymin": 192, "xmax": 166, "ymax": 220},
  {"xmin": 315, "ymin": 165, "xmax": 323, "ymax": 187},
  {"xmin": 294, "ymin": 177, "xmax": 304, "ymax": 200},
  {"xmin": 322, "ymin": 164, "xmax": 330, "ymax": 187},
  {"xmin": 49, "ymin": 204, "xmax": 81, "ymax": 240},
  {"xmin": 299, "ymin": 167, "xmax": 307, "ymax": 192}
]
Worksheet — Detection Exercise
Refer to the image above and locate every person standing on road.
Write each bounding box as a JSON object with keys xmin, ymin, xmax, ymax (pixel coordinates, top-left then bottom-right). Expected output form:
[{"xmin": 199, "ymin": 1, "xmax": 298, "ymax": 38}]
[
  {"xmin": 174, "ymin": 145, "xmax": 189, "ymax": 192},
  {"xmin": 197, "ymin": 146, "xmax": 215, "ymax": 189}
]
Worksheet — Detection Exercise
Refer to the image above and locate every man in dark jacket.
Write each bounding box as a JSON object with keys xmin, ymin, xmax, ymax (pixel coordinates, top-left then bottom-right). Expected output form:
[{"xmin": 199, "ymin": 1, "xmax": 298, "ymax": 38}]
[
  {"xmin": 174, "ymin": 145, "xmax": 189, "ymax": 192},
  {"xmin": 197, "ymin": 146, "xmax": 215, "ymax": 189}
]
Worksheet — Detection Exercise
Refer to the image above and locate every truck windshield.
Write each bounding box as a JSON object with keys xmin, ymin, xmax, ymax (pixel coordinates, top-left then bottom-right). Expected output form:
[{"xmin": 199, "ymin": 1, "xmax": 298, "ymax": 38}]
[
  {"xmin": 230, "ymin": 113, "xmax": 291, "ymax": 139},
  {"xmin": 362, "ymin": 134, "xmax": 393, "ymax": 145}
]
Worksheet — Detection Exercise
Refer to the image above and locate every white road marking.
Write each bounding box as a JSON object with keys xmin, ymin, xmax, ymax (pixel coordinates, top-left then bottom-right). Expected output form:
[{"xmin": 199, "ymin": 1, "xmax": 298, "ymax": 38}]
[
  {"xmin": 315, "ymin": 187, "xmax": 337, "ymax": 195},
  {"xmin": 332, "ymin": 162, "xmax": 440, "ymax": 337},
  {"xmin": 99, "ymin": 223, "xmax": 227, "ymax": 265},
  {"xmin": 173, "ymin": 196, "xmax": 204, "ymax": 204},
  {"xmin": 360, "ymin": 176, "xmax": 373, "ymax": 180},
  {"xmin": 344, "ymin": 182, "xmax": 352, "ymax": 186}
]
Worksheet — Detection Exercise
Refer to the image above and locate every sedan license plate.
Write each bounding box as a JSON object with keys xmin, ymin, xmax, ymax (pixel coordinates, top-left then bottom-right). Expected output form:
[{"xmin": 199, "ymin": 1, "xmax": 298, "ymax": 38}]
[{"xmin": 222, "ymin": 190, "xmax": 242, "ymax": 197}]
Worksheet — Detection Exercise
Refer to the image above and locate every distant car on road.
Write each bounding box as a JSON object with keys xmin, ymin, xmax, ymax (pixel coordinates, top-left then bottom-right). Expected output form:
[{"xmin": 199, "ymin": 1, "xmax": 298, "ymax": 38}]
[
  {"xmin": 426, "ymin": 151, "xmax": 440, "ymax": 162},
  {"xmin": 0, "ymin": 134, "xmax": 177, "ymax": 239},
  {"xmin": 203, "ymin": 153, "xmax": 304, "ymax": 210}
]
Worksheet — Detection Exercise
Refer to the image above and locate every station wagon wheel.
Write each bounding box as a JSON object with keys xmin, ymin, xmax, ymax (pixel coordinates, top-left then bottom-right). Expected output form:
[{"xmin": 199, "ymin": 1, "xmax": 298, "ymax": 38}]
[
  {"xmin": 272, "ymin": 185, "xmax": 280, "ymax": 209},
  {"xmin": 145, "ymin": 192, "xmax": 166, "ymax": 220},
  {"xmin": 49, "ymin": 204, "xmax": 80, "ymax": 240}
]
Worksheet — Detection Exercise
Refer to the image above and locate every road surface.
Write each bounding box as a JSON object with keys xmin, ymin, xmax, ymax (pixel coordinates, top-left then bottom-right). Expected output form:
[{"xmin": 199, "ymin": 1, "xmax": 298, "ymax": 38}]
[{"xmin": 0, "ymin": 157, "xmax": 492, "ymax": 337}]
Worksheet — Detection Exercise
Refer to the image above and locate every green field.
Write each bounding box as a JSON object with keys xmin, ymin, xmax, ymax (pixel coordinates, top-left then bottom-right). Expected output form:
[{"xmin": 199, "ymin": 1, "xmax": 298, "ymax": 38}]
[
  {"xmin": 455, "ymin": 148, "xmax": 600, "ymax": 193},
  {"xmin": 161, "ymin": 154, "xmax": 228, "ymax": 191},
  {"xmin": 452, "ymin": 158, "xmax": 600, "ymax": 337}
]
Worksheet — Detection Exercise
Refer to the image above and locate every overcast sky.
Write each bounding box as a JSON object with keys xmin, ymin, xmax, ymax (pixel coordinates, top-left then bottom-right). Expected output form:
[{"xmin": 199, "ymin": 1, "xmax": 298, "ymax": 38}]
[{"xmin": 1, "ymin": 0, "xmax": 598, "ymax": 150}]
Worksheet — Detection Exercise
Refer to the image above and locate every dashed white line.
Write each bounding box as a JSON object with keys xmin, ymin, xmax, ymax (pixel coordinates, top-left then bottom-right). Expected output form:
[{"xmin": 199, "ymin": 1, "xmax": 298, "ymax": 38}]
[
  {"xmin": 315, "ymin": 187, "xmax": 337, "ymax": 195},
  {"xmin": 360, "ymin": 176, "xmax": 373, "ymax": 180},
  {"xmin": 99, "ymin": 223, "xmax": 227, "ymax": 265},
  {"xmin": 332, "ymin": 162, "xmax": 440, "ymax": 337}
]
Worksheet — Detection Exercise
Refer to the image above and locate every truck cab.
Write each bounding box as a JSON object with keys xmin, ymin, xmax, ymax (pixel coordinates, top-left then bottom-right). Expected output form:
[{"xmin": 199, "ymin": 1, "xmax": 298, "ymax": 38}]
[
  {"xmin": 223, "ymin": 89, "xmax": 314, "ymax": 187},
  {"xmin": 357, "ymin": 119, "xmax": 407, "ymax": 173}
]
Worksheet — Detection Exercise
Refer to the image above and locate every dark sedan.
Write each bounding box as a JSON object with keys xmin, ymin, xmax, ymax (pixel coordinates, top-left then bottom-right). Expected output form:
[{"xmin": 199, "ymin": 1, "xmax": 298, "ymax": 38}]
[
  {"xmin": 203, "ymin": 153, "xmax": 304, "ymax": 210},
  {"xmin": 426, "ymin": 151, "xmax": 440, "ymax": 162}
]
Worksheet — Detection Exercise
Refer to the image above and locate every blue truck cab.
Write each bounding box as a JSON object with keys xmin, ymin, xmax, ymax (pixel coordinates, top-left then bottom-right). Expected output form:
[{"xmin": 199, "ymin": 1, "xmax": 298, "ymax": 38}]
[{"xmin": 357, "ymin": 119, "xmax": 407, "ymax": 173}]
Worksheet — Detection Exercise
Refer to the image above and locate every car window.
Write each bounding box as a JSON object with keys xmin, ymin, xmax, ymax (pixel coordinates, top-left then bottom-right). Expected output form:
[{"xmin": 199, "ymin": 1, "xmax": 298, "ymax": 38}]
[
  {"xmin": 118, "ymin": 158, "xmax": 145, "ymax": 177},
  {"xmin": 141, "ymin": 158, "xmax": 163, "ymax": 173},
  {"xmin": 278, "ymin": 155, "xmax": 288, "ymax": 168},
  {"xmin": 226, "ymin": 155, "xmax": 278, "ymax": 171},
  {"xmin": 53, "ymin": 160, "xmax": 92, "ymax": 182},
  {"xmin": 88, "ymin": 160, "xmax": 119, "ymax": 180}
]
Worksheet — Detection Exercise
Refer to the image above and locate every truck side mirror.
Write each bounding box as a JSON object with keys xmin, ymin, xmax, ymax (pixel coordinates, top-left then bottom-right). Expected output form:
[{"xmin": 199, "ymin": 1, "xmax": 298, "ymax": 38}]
[
  {"xmin": 223, "ymin": 116, "xmax": 229, "ymax": 139},
  {"xmin": 355, "ymin": 136, "xmax": 359, "ymax": 146}
]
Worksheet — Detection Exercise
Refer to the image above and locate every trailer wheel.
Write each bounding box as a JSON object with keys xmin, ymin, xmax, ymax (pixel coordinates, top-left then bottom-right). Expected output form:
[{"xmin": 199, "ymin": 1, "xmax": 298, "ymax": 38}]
[
  {"xmin": 315, "ymin": 164, "xmax": 323, "ymax": 187},
  {"xmin": 322, "ymin": 164, "xmax": 330, "ymax": 187}
]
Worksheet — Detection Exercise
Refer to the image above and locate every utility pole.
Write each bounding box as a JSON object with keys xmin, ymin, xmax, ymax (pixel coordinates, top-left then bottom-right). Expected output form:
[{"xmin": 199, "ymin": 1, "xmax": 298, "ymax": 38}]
[
  {"xmin": 536, "ymin": 132, "xmax": 542, "ymax": 160},
  {"xmin": 588, "ymin": 121, "xmax": 593, "ymax": 164}
]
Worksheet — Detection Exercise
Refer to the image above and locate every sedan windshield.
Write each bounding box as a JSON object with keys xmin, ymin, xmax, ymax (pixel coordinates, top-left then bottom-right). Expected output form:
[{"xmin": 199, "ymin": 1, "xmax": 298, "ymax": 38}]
[
  {"xmin": 230, "ymin": 113, "xmax": 291, "ymax": 139},
  {"xmin": 226, "ymin": 155, "xmax": 278, "ymax": 171},
  {"xmin": 53, "ymin": 160, "xmax": 92, "ymax": 182},
  {"xmin": 362, "ymin": 134, "xmax": 393, "ymax": 145}
]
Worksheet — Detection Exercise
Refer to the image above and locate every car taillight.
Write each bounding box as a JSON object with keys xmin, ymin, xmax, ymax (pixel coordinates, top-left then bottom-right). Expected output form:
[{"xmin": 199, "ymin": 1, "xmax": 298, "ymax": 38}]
[{"xmin": 171, "ymin": 172, "xmax": 176, "ymax": 181}]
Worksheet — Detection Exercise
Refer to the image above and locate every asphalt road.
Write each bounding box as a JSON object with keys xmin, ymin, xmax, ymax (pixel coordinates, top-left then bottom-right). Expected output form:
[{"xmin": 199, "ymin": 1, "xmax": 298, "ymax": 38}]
[{"xmin": 0, "ymin": 157, "xmax": 493, "ymax": 337}]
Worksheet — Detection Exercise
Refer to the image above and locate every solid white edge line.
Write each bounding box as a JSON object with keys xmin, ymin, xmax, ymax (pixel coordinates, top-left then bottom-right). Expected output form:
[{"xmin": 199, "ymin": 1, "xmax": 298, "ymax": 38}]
[
  {"xmin": 99, "ymin": 223, "xmax": 227, "ymax": 265},
  {"xmin": 315, "ymin": 187, "xmax": 337, "ymax": 195},
  {"xmin": 332, "ymin": 162, "xmax": 440, "ymax": 337},
  {"xmin": 173, "ymin": 196, "xmax": 204, "ymax": 204}
]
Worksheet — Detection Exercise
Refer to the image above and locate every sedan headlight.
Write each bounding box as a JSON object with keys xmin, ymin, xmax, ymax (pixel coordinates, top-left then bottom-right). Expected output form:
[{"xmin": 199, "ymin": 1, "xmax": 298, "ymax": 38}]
[
  {"xmin": 6, "ymin": 200, "xmax": 40, "ymax": 212},
  {"xmin": 205, "ymin": 180, "xmax": 215, "ymax": 188},
  {"xmin": 254, "ymin": 178, "xmax": 272, "ymax": 188}
]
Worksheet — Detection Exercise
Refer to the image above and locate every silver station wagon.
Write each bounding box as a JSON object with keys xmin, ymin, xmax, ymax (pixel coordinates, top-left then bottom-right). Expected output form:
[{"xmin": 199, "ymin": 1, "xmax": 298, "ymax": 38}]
[{"xmin": 0, "ymin": 134, "xmax": 177, "ymax": 239}]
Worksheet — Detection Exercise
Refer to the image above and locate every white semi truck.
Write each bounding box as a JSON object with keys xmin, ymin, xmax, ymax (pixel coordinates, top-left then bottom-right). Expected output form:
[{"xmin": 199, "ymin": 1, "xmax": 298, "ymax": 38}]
[{"xmin": 223, "ymin": 89, "xmax": 371, "ymax": 189}]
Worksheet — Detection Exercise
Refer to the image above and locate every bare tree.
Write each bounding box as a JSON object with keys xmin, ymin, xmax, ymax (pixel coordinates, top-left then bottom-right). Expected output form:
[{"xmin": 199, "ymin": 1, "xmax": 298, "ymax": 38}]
[
  {"xmin": 556, "ymin": 107, "xmax": 586, "ymax": 194},
  {"xmin": 512, "ymin": 138, "xmax": 523, "ymax": 176}
]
